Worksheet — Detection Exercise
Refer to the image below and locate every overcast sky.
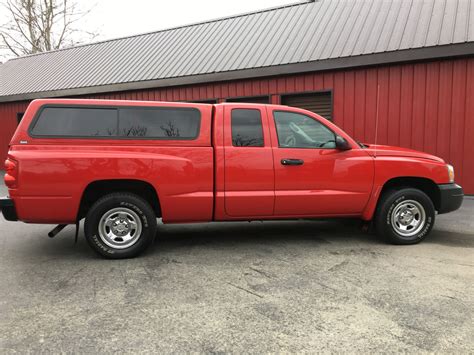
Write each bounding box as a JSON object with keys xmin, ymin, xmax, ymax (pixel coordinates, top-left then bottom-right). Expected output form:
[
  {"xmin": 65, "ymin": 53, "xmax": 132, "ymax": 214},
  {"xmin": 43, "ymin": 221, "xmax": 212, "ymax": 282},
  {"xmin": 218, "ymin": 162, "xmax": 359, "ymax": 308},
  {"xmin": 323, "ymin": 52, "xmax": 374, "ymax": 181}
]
[{"xmin": 82, "ymin": 0, "xmax": 294, "ymax": 41}]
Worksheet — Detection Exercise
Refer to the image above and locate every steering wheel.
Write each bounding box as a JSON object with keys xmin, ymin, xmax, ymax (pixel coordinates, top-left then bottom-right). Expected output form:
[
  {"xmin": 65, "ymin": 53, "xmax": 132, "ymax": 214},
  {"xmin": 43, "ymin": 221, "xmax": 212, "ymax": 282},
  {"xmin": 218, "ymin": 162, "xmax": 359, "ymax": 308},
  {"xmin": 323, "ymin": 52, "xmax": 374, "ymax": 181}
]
[
  {"xmin": 284, "ymin": 134, "xmax": 296, "ymax": 147},
  {"xmin": 289, "ymin": 121, "xmax": 316, "ymax": 144},
  {"xmin": 289, "ymin": 121, "xmax": 303, "ymax": 135}
]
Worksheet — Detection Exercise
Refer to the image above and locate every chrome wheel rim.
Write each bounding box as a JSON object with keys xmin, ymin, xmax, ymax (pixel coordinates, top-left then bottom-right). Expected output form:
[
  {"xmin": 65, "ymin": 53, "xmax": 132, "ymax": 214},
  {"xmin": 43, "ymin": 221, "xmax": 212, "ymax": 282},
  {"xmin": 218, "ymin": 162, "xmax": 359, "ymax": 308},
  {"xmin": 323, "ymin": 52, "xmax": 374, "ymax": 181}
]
[
  {"xmin": 391, "ymin": 200, "xmax": 426, "ymax": 237},
  {"xmin": 98, "ymin": 207, "xmax": 142, "ymax": 249}
]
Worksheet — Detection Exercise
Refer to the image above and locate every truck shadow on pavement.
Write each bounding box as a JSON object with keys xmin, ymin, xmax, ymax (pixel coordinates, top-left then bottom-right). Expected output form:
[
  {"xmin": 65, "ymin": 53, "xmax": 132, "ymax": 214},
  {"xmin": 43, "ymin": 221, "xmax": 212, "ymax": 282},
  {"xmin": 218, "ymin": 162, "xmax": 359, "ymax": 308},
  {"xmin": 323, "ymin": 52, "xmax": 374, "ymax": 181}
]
[
  {"xmin": 150, "ymin": 219, "xmax": 374, "ymax": 251},
  {"xmin": 151, "ymin": 220, "xmax": 474, "ymax": 254},
  {"xmin": 2, "ymin": 219, "xmax": 377, "ymax": 260},
  {"xmin": 424, "ymin": 229, "xmax": 474, "ymax": 248},
  {"xmin": 3, "ymin": 218, "xmax": 473, "ymax": 260}
]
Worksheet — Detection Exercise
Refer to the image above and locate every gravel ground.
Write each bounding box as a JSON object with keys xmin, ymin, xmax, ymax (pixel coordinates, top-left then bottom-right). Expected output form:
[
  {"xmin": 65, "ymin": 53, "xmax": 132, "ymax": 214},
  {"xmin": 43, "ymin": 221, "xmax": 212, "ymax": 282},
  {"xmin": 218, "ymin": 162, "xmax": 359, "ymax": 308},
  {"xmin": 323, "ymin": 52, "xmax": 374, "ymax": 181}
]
[{"xmin": 0, "ymin": 174, "xmax": 473, "ymax": 353}]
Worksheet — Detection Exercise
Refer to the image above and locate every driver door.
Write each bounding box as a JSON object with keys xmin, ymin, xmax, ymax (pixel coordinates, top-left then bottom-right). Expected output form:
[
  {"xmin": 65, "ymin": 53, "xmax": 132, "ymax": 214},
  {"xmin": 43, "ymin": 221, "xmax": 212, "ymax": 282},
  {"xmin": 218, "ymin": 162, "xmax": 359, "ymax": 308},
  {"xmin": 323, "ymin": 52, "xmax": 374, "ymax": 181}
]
[{"xmin": 269, "ymin": 109, "xmax": 373, "ymax": 216}]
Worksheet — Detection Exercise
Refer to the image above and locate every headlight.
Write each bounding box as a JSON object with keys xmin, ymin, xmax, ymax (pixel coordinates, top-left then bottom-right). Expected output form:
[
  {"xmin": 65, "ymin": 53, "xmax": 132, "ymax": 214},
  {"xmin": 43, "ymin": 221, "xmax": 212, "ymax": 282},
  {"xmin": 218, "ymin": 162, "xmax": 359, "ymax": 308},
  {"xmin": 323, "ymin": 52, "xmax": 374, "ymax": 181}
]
[{"xmin": 447, "ymin": 164, "xmax": 455, "ymax": 183}]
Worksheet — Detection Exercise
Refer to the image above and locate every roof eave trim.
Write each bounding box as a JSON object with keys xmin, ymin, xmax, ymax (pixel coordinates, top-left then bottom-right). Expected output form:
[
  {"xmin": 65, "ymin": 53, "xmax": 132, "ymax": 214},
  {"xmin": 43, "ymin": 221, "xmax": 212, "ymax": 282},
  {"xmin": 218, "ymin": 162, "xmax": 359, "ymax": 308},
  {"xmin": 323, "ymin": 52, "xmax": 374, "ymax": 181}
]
[{"xmin": 1, "ymin": 43, "xmax": 473, "ymax": 103}]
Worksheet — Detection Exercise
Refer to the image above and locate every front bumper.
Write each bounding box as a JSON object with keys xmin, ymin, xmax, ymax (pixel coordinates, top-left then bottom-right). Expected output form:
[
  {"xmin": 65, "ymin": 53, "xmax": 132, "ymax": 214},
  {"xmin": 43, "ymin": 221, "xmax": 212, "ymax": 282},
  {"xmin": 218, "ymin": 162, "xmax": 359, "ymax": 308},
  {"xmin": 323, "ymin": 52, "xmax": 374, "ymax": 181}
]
[
  {"xmin": 0, "ymin": 197, "xmax": 18, "ymax": 221},
  {"xmin": 438, "ymin": 183, "xmax": 464, "ymax": 214}
]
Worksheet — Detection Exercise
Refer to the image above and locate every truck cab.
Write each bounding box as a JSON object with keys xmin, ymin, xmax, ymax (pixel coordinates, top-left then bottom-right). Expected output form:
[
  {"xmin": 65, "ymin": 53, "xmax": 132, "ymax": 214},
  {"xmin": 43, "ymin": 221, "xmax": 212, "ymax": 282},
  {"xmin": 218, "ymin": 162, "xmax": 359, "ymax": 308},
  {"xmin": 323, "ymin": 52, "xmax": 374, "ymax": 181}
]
[
  {"xmin": 1, "ymin": 99, "xmax": 464, "ymax": 258},
  {"xmin": 214, "ymin": 103, "xmax": 375, "ymax": 219}
]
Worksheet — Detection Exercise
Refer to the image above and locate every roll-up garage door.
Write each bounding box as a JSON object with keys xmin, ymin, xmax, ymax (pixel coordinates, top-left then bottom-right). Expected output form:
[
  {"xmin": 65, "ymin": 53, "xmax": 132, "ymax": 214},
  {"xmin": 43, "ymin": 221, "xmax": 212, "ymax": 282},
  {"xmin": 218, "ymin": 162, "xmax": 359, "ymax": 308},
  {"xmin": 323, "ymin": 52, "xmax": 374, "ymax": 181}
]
[{"xmin": 281, "ymin": 92, "xmax": 332, "ymax": 120}]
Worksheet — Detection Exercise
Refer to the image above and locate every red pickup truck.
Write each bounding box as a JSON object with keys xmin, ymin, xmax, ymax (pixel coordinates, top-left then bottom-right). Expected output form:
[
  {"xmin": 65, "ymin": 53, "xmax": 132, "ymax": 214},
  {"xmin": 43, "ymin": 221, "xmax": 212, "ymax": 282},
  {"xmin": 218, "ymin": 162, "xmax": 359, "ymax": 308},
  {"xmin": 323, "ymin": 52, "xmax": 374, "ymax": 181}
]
[{"xmin": 1, "ymin": 99, "xmax": 463, "ymax": 258}]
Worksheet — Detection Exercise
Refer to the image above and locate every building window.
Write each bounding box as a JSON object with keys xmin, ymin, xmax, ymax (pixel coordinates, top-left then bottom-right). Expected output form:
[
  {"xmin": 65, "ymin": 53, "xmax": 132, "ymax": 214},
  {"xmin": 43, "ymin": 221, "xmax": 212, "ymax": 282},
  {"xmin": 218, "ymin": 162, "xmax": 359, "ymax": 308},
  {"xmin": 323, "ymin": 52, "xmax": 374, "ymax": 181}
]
[
  {"xmin": 231, "ymin": 109, "xmax": 264, "ymax": 147},
  {"xmin": 17, "ymin": 112, "xmax": 24, "ymax": 124},
  {"xmin": 226, "ymin": 96, "xmax": 270, "ymax": 104},
  {"xmin": 281, "ymin": 91, "xmax": 333, "ymax": 120},
  {"xmin": 192, "ymin": 99, "xmax": 217, "ymax": 104}
]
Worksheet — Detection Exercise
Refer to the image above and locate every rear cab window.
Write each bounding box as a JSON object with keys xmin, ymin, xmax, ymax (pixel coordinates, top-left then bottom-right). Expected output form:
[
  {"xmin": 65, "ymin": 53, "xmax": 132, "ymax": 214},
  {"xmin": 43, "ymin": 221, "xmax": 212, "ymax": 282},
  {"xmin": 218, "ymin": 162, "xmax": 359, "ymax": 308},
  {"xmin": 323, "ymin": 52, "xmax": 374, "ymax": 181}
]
[{"xmin": 29, "ymin": 105, "xmax": 201, "ymax": 140}]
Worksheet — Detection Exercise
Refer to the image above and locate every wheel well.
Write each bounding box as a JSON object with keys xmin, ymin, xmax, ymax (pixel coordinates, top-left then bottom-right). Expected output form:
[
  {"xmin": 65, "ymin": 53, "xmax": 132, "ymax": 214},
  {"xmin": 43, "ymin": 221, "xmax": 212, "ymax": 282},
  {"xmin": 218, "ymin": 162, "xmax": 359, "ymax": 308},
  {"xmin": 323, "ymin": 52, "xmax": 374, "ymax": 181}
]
[
  {"xmin": 379, "ymin": 177, "xmax": 440, "ymax": 211},
  {"xmin": 77, "ymin": 179, "xmax": 161, "ymax": 220}
]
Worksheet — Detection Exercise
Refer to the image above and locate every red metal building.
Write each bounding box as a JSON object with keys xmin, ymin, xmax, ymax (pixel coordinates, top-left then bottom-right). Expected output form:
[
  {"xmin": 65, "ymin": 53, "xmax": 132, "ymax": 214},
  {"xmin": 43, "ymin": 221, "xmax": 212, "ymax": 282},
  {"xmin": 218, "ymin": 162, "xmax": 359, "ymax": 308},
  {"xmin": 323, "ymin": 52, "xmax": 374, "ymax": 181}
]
[{"xmin": 1, "ymin": 0, "xmax": 474, "ymax": 193}]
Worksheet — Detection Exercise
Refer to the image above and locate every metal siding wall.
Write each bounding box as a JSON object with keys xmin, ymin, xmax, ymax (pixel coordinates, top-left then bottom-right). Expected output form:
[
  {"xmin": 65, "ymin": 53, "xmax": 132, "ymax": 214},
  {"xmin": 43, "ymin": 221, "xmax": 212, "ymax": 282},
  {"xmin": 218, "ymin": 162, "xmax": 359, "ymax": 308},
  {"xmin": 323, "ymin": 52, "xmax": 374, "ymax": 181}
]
[
  {"xmin": 0, "ymin": 57, "xmax": 473, "ymax": 193},
  {"xmin": 0, "ymin": 101, "xmax": 29, "ymax": 161},
  {"xmin": 464, "ymin": 59, "xmax": 474, "ymax": 194}
]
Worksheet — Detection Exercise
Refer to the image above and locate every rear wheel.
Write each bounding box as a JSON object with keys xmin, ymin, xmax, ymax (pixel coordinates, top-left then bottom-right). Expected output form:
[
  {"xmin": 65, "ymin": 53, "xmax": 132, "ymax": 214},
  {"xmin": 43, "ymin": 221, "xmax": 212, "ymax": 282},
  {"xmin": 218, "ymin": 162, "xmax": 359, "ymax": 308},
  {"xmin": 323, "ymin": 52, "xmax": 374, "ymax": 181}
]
[
  {"xmin": 375, "ymin": 188, "xmax": 435, "ymax": 244},
  {"xmin": 84, "ymin": 193, "xmax": 157, "ymax": 259}
]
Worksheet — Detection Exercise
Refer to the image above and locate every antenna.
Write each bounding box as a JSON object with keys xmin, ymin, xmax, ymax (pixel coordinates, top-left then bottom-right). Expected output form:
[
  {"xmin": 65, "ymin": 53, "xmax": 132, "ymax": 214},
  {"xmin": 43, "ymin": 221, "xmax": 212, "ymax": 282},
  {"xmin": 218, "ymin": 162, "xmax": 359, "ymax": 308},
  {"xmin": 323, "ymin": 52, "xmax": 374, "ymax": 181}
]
[{"xmin": 374, "ymin": 84, "xmax": 380, "ymax": 158}]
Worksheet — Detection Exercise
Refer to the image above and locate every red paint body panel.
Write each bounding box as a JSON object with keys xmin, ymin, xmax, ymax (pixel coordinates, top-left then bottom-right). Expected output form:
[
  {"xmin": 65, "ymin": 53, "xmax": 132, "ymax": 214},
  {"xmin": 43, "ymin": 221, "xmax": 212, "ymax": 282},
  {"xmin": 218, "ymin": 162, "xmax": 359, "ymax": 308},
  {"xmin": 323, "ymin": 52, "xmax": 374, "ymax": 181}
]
[
  {"xmin": 4, "ymin": 98, "xmax": 455, "ymax": 225},
  {"xmin": 364, "ymin": 144, "xmax": 444, "ymax": 163},
  {"xmin": 362, "ymin": 157, "xmax": 450, "ymax": 221},
  {"xmin": 8, "ymin": 145, "xmax": 214, "ymax": 223}
]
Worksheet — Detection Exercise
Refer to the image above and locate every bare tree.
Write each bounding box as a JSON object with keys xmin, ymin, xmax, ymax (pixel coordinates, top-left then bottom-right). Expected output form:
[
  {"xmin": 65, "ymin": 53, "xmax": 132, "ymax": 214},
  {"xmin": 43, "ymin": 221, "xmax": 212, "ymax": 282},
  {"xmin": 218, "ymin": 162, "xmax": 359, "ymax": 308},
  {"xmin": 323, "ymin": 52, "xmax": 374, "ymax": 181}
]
[{"xmin": 0, "ymin": 0, "xmax": 97, "ymax": 59}]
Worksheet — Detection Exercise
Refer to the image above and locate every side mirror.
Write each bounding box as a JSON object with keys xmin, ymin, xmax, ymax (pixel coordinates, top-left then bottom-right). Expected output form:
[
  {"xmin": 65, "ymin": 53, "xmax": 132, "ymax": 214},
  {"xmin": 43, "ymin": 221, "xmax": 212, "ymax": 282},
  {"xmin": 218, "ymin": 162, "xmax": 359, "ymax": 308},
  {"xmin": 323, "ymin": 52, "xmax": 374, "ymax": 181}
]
[{"xmin": 335, "ymin": 135, "xmax": 351, "ymax": 151}]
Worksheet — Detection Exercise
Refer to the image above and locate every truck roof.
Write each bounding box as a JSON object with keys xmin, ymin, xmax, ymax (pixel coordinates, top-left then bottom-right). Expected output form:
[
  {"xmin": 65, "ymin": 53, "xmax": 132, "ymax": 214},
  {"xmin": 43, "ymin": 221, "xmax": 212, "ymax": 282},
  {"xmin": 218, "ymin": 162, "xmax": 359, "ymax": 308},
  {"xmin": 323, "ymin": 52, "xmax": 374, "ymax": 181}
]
[{"xmin": 29, "ymin": 98, "xmax": 290, "ymax": 110}]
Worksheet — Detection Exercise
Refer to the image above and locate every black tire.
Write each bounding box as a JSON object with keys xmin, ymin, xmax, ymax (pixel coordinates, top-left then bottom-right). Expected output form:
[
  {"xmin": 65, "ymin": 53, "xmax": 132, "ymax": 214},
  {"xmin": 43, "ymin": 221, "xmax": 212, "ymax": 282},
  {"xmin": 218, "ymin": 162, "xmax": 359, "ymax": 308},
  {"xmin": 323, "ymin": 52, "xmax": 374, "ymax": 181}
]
[
  {"xmin": 84, "ymin": 193, "xmax": 157, "ymax": 259},
  {"xmin": 375, "ymin": 188, "xmax": 435, "ymax": 245}
]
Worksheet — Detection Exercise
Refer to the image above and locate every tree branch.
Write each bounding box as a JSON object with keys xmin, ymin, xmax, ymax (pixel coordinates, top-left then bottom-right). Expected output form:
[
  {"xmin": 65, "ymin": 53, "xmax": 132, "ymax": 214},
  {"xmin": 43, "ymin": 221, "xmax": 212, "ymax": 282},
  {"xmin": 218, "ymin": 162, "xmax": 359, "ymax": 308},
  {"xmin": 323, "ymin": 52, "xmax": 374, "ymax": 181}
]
[{"xmin": 0, "ymin": 0, "xmax": 98, "ymax": 59}]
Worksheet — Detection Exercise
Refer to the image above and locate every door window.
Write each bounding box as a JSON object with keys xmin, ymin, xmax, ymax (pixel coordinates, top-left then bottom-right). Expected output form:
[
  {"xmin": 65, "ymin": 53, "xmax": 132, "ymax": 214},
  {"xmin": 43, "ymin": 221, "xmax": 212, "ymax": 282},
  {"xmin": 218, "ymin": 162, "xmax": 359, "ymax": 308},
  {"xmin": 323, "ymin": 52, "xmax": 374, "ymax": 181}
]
[
  {"xmin": 231, "ymin": 109, "xmax": 264, "ymax": 147},
  {"xmin": 273, "ymin": 111, "xmax": 336, "ymax": 149}
]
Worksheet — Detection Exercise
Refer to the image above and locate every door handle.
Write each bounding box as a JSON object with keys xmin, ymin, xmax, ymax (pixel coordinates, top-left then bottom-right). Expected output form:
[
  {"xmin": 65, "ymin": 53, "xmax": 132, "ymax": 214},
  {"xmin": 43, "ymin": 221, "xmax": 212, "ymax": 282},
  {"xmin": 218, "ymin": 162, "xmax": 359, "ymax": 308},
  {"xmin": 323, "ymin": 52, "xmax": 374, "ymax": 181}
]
[{"xmin": 281, "ymin": 158, "xmax": 304, "ymax": 166}]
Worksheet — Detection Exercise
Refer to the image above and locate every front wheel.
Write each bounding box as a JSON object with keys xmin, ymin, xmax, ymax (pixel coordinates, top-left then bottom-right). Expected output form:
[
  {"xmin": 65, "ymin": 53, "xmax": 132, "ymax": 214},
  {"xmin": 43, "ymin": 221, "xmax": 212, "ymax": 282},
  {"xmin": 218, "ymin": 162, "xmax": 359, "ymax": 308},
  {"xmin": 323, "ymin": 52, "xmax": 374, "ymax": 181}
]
[
  {"xmin": 84, "ymin": 193, "xmax": 157, "ymax": 259},
  {"xmin": 375, "ymin": 188, "xmax": 435, "ymax": 245}
]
